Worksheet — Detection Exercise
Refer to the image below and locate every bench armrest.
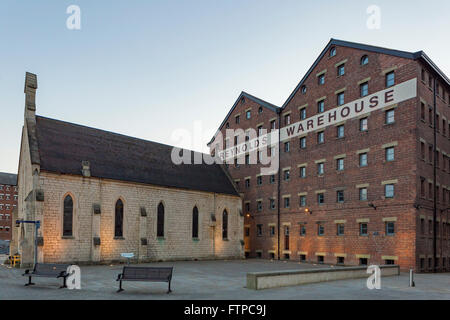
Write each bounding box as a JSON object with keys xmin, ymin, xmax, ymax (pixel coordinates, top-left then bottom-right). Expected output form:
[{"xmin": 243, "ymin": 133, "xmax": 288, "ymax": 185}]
[
  {"xmin": 22, "ymin": 269, "xmax": 31, "ymax": 276},
  {"xmin": 57, "ymin": 271, "xmax": 68, "ymax": 278},
  {"xmin": 116, "ymin": 273, "xmax": 123, "ymax": 281}
]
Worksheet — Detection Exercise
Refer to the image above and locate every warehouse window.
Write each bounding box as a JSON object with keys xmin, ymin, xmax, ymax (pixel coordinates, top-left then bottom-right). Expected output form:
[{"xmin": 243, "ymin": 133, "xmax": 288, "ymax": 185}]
[
  {"xmin": 300, "ymin": 107, "xmax": 307, "ymax": 120},
  {"xmin": 317, "ymin": 224, "xmax": 325, "ymax": 236},
  {"xmin": 386, "ymin": 222, "xmax": 395, "ymax": 235},
  {"xmin": 337, "ymin": 125, "xmax": 345, "ymax": 138},
  {"xmin": 284, "ymin": 197, "xmax": 290, "ymax": 209},
  {"xmin": 317, "ymin": 131, "xmax": 324, "ymax": 144},
  {"xmin": 359, "ymin": 223, "xmax": 368, "ymax": 236},
  {"xmin": 336, "ymin": 158, "xmax": 344, "ymax": 171},
  {"xmin": 385, "ymin": 147, "xmax": 395, "ymax": 162},
  {"xmin": 337, "ymin": 223, "xmax": 345, "ymax": 236},
  {"xmin": 115, "ymin": 199, "xmax": 124, "ymax": 238},
  {"xmin": 318, "ymin": 74, "xmax": 325, "ymax": 85},
  {"xmin": 257, "ymin": 224, "xmax": 263, "ymax": 237},
  {"xmin": 360, "ymin": 118, "xmax": 368, "ymax": 131},
  {"xmin": 385, "ymin": 184, "xmax": 395, "ymax": 198},
  {"xmin": 317, "ymin": 100, "xmax": 325, "ymax": 113},
  {"xmin": 257, "ymin": 175, "xmax": 262, "ymax": 186},
  {"xmin": 317, "ymin": 163, "xmax": 324, "ymax": 175},
  {"xmin": 337, "ymin": 92, "xmax": 345, "ymax": 106},
  {"xmin": 299, "ymin": 195, "xmax": 306, "ymax": 207},
  {"xmin": 359, "ymin": 187, "xmax": 368, "ymax": 201},
  {"xmin": 157, "ymin": 202, "xmax": 165, "ymax": 238},
  {"xmin": 360, "ymin": 82, "xmax": 369, "ymax": 97},
  {"xmin": 386, "ymin": 71, "xmax": 395, "ymax": 87},
  {"xmin": 63, "ymin": 195, "xmax": 73, "ymax": 237},
  {"xmin": 385, "ymin": 109, "xmax": 395, "ymax": 124},
  {"xmin": 283, "ymin": 169, "xmax": 290, "ymax": 181},
  {"xmin": 317, "ymin": 193, "xmax": 325, "ymax": 205},
  {"xmin": 300, "ymin": 224, "xmax": 306, "ymax": 236},
  {"xmin": 359, "ymin": 153, "xmax": 368, "ymax": 167},
  {"xmin": 336, "ymin": 190, "xmax": 345, "ymax": 203},
  {"xmin": 337, "ymin": 64, "xmax": 345, "ymax": 77},
  {"xmin": 299, "ymin": 136, "xmax": 306, "ymax": 149},
  {"xmin": 270, "ymin": 226, "xmax": 275, "ymax": 237},
  {"xmin": 284, "ymin": 141, "xmax": 290, "ymax": 152}
]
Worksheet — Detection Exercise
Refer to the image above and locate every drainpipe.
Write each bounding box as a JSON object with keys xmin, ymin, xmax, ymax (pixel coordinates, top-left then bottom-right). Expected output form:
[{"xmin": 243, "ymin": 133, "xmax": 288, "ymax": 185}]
[
  {"xmin": 433, "ymin": 77, "xmax": 437, "ymax": 273},
  {"xmin": 277, "ymin": 109, "xmax": 281, "ymax": 260},
  {"xmin": 213, "ymin": 193, "xmax": 216, "ymax": 258}
]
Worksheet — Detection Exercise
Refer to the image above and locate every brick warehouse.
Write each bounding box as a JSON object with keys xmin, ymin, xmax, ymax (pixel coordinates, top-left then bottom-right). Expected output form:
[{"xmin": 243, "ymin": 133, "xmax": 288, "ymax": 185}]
[
  {"xmin": 0, "ymin": 173, "xmax": 17, "ymax": 241},
  {"xmin": 208, "ymin": 39, "xmax": 450, "ymax": 272}
]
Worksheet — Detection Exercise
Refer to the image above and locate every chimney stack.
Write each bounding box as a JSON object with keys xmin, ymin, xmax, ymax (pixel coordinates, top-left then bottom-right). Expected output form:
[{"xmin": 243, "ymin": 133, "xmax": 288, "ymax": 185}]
[{"xmin": 24, "ymin": 72, "xmax": 38, "ymax": 121}]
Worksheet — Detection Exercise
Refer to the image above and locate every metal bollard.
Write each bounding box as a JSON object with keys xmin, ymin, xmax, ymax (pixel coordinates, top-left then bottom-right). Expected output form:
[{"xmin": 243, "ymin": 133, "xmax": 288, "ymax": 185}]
[{"xmin": 409, "ymin": 269, "xmax": 415, "ymax": 287}]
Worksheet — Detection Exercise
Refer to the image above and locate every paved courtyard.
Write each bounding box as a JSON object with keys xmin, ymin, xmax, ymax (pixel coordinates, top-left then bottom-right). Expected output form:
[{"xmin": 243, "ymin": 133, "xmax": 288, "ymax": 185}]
[{"xmin": 1, "ymin": 259, "xmax": 449, "ymax": 300}]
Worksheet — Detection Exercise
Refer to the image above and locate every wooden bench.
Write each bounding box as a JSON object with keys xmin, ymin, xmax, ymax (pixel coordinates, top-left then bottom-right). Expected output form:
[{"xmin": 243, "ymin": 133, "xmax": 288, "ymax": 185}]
[
  {"xmin": 116, "ymin": 266, "xmax": 173, "ymax": 293},
  {"xmin": 23, "ymin": 263, "xmax": 70, "ymax": 288}
]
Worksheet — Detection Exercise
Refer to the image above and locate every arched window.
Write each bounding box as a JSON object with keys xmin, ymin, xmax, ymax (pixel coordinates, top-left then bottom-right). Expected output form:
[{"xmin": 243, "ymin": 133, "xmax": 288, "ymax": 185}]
[
  {"xmin": 157, "ymin": 202, "xmax": 165, "ymax": 238},
  {"xmin": 115, "ymin": 199, "xmax": 124, "ymax": 237},
  {"xmin": 63, "ymin": 195, "xmax": 73, "ymax": 237},
  {"xmin": 361, "ymin": 55, "xmax": 369, "ymax": 66},
  {"xmin": 301, "ymin": 85, "xmax": 307, "ymax": 94},
  {"xmin": 330, "ymin": 47, "xmax": 336, "ymax": 57},
  {"xmin": 222, "ymin": 210, "xmax": 228, "ymax": 240},
  {"xmin": 192, "ymin": 206, "xmax": 199, "ymax": 239}
]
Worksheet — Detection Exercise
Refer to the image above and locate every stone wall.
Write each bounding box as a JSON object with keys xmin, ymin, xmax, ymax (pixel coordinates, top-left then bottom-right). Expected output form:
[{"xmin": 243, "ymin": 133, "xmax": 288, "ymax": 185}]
[{"xmin": 37, "ymin": 172, "xmax": 243, "ymax": 264}]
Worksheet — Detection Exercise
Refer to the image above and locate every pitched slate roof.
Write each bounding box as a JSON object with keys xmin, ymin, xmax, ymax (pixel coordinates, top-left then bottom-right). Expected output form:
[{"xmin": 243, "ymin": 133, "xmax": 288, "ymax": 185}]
[
  {"xmin": 33, "ymin": 116, "xmax": 239, "ymax": 196},
  {"xmin": 0, "ymin": 172, "xmax": 17, "ymax": 186},
  {"xmin": 207, "ymin": 91, "xmax": 280, "ymax": 145},
  {"xmin": 282, "ymin": 38, "xmax": 450, "ymax": 109}
]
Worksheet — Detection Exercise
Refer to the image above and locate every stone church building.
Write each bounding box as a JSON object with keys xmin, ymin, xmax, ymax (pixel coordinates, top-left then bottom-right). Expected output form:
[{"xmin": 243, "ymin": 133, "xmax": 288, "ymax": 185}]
[{"xmin": 12, "ymin": 73, "xmax": 244, "ymax": 266}]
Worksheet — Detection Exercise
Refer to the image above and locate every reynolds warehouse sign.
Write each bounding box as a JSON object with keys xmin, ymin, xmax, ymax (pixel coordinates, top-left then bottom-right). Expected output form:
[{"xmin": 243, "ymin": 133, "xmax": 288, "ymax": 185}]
[
  {"xmin": 218, "ymin": 78, "xmax": 417, "ymax": 162},
  {"xmin": 280, "ymin": 78, "xmax": 417, "ymax": 141}
]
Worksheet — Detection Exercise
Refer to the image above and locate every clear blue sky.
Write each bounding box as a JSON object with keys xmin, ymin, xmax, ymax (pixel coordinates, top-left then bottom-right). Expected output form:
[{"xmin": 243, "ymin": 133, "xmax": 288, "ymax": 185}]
[{"xmin": 1, "ymin": 0, "xmax": 449, "ymax": 174}]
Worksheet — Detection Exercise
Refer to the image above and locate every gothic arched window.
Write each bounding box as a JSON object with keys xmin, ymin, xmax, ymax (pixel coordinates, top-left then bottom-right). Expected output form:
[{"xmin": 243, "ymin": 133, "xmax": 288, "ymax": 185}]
[
  {"xmin": 222, "ymin": 210, "xmax": 228, "ymax": 240},
  {"xmin": 63, "ymin": 195, "xmax": 73, "ymax": 237},
  {"xmin": 192, "ymin": 206, "xmax": 199, "ymax": 239},
  {"xmin": 115, "ymin": 199, "xmax": 124, "ymax": 237},
  {"xmin": 157, "ymin": 202, "xmax": 165, "ymax": 237}
]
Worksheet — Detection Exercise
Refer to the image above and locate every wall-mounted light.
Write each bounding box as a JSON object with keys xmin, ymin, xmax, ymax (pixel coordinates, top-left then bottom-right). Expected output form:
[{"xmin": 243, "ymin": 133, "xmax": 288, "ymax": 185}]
[
  {"xmin": 368, "ymin": 203, "xmax": 377, "ymax": 210},
  {"xmin": 304, "ymin": 208, "xmax": 312, "ymax": 215}
]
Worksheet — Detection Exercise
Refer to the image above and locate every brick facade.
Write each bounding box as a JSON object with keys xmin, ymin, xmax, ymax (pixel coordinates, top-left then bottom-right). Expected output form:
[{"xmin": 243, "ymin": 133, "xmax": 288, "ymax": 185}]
[
  {"xmin": 210, "ymin": 40, "xmax": 450, "ymax": 272},
  {"xmin": 0, "ymin": 174, "xmax": 17, "ymax": 241}
]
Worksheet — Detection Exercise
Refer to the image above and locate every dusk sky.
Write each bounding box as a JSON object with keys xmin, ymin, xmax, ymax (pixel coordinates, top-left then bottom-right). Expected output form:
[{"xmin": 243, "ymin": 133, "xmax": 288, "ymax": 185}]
[{"xmin": 1, "ymin": 0, "xmax": 449, "ymax": 174}]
